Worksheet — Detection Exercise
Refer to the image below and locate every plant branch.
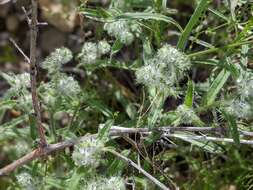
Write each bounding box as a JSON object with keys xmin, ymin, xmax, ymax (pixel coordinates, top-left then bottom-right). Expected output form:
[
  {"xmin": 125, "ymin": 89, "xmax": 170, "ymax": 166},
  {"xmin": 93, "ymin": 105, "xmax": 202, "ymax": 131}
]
[
  {"xmin": 105, "ymin": 148, "xmax": 171, "ymax": 190},
  {"xmin": 1, "ymin": 126, "xmax": 253, "ymax": 176},
  {"xmin": 29, "ymin": 0, "xmax": 47, "ymax": 147},
  {"xmin": 9, "ymin": 38, "xmax": 30, "ymax": 63},
  {"xmin": 0, "ymin": 136, "xmax": 86, "ymax": 176},
  {"xmin": 164, "ymin": 133, "xmax": 253, "ymax": 145}
]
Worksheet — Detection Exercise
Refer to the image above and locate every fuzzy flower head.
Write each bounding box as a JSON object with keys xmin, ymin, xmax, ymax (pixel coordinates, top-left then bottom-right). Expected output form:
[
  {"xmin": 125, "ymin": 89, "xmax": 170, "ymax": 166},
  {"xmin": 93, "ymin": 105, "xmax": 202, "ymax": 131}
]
[
  {"xmin": 226, "ymin": 99, "xmax": 253, "ymax": 119},
  {"xmin": 57, "ymin": 76, "xmax": 81, "ymax": 97},
  {"xmin": 42, "ymin": 47, "xmax": 73, "ymax": 74},
  {"xmin": 236, "ymin": 74, "xmax": 253, "ymax": 100},
  {"xmin": 72, "ymin": 136, "xmax": 104, "ymax": 168},
  {"xmin": 104, "ymin": 20, "xmax": 141, "ymax": 45},
  {"xmin": 16, "ymin": 172, "xmax": 37, "ymax": 190},
  {"xmin": 1, "ymin": 72, "xmax": 30, "ymax": 92},
  {"xmin": 78, "ymin": 41, "xmax": 111, "ymax": 65},
  {"xmin": 85, "ymin": 176, "xmax": 126, "ymax": 190},
  {"xmin": 136, "ymin": 45, "xmax": 191, "ymax": 95}
]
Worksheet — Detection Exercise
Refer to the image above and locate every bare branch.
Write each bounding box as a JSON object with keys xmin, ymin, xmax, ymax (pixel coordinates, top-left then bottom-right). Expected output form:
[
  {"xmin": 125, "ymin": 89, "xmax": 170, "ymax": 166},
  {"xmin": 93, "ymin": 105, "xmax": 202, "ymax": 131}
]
[
  {"xmin": 21, "ymin": 6, "xmax": 31, "ymax": 25},
  {"xmin": 1, "ymin": 126, "xmax": 253, "ymax": 177},
  {"xmin": 29, "ymin": 0, "xmax": 47, "ymax": 147},
  {"xmin": 9, "ymin": 38, "xmax": 30, "ymax": 63},
  {"xmin": 105, "ymin": 148, "xmax": 171, "ymax": 190},
  {"xmin": 164, "ymin": 133, "xmax": 253, "ymax": 145},
  {"xmin": 0, "ymin": 136, "xmax": 84, "ymax": 176}
]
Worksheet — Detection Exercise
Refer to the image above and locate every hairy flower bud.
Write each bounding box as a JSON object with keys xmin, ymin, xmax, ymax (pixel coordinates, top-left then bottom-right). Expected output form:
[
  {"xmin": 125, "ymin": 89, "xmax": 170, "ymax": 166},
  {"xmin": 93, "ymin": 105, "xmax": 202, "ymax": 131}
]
[
  {"xmin": 85, "ymin": 176, "xmax": 126, "ymax": 190},
  {"xmin": 104, "ymin": 20, "xmax": 141, "ymax": 45},
  {"xmin": 226, "ymin": 99, "xmax": 253, "ymax": 119},
  {"xmin": 17, "ymin": 172, "xmax": 37, "ymax": 190},
  {"xmin": 98, "ymin": 40, "xmax": 111, "ymax": 55},
  {"xmin": 136, "ymin": 44, "xmax": 191, "ymax": 95},
  {"xmin": 42, "ymin": 47, "xmax": 73, "ymax": 74},
  {"xmin": 78, "ymin": 41, "xmax": 111, "ymax": 65},
  {"xmin": 57, "ymin": 76, "xmax": 81, "ymax": 97},
  {"xmin": 72, "ymin": 136, "xmax": 104, "ymax": 168},
  {"xmin": 1, "ymin": 72, "xmax": 30, "ymax": 92}
]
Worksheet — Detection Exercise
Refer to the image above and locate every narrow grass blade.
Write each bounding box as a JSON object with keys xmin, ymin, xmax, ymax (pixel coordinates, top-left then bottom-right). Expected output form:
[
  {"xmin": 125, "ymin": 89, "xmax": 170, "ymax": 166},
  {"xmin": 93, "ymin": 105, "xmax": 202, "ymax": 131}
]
[
  {"xmin": 177, "ymin": 0, "xmax": 211, "ymax": 51},
  {"xmin": 202, "ymin": 69, "xmax": 230, "ymax": 106},
  {"xmin": 222, "ymin": 111, "xmax": 240, "ymax": 147},
  {"xmin": 184, "ymin": 80, "xmax": 194, "ymax": 108}
]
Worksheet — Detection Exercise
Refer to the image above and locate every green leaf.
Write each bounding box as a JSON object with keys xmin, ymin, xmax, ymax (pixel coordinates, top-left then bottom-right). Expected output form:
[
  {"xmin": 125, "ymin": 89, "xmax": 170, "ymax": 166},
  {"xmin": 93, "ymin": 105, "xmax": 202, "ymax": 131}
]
[
  {"xmin": 29, "ymin": 114, "xmax": 37, "ymax": 140},
  {"xmin": 184, "ymin": 80, "xmax": 194, "ymax": 108},
  {"xmin": 208, "ymin": 7, "xmax": 229, "ymax": 21},
  {"xmin": 87, "ymin": 99, "xmax": 114, "ymax": 118},
  {"xmin": 0, "ymin": 115, "xmax": 28, "ymax": 133},
  {"xmin": 222, "ymin": 110, "xmax": 240, "ymax": 147},
  {"xmin": 66, "ymin": 168, "xmax": 83, "ymax": 190},
  {"xmin": 98, "ymin": 119, "xmax": 114, "ymax": 139},
  {"xmin": 177, "ymin": 0, "xmax": 211, "ymax": 51},
  {"xmin": 202, "ymin": 69, "xmax": 230, "ymax": 106},
  {"xmin": 0, "ymin": 99, "xmax": 17, "ymax": 110},
  {"xmin": 111, "ymin": 39, "xmax": 124, "ymax": 55},
  {"xmin": 115, "ymin": 91, "xmax": 137, "ymax": 120},
  {"xmin": 80, "ymin": 8, "xmax": 183, "ymax": 32}
]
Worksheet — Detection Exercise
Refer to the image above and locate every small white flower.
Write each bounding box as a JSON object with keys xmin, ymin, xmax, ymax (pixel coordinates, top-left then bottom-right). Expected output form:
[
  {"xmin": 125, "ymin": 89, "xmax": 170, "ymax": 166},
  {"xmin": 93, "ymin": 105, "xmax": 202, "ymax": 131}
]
[
  {"xmin": 98, "ymin": 40, "xmax": 111, "ymax": 55},
  {"xmin": 15, "ymin": 140, "xmax": 30, "ymax": 157},
  {"xmin": 17, "ymin": 172, "xmax": 37, "ymax": 190},
  {"xmin": 120, "ymin": 31, "xmax": 134, "ymax": 45},
  {"xmin": 42, "ymin": 47, "xmax": 73, "ymax": 74},
  {"xmin": 236, "ymin": 74, "xmax": 253, "ymax": 99},
  {"xmin": 136, "ymin": 44, "xmax": 190, "ymax": 95},
  {"xmin": 72, "ymin": 136, "xmax": 104, "ymax": 168},
  {"xmin": 79, "ymin": 42, "xmax": 98, "ymax": 64},
  {"xmin": 227, "ymin": 99, "xmax": 252, "ymax": 119},
  {"xmin": 78, "ymin": 41, "xmax": 111, "ymax": 65},
  {"xmin": 85, "ymin": 176, "xmax": 125, "ymax": 190},
  {"xmin": 57, "ymin": 76, "xmax": 81, "ymax": 97},
  {"xmin": 104, "ymin": 20, "xmax": 140, "ymax": 45},
  {"xmin": 2, "ymin": 72, "xmax": 30, "ymax": 91}
]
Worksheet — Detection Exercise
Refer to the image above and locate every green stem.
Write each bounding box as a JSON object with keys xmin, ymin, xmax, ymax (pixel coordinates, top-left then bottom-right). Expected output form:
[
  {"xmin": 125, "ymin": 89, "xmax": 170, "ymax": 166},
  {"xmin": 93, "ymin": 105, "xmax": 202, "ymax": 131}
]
[{"xmin": 188, "ymin": 40, "xmax": 253, "ymax": 57}]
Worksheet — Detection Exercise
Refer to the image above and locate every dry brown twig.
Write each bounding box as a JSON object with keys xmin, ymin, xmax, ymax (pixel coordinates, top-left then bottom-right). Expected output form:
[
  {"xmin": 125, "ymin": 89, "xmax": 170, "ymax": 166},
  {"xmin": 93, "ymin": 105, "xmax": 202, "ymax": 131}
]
[
  {"xmin": 10, "ymin": 1, "xmax": 47, "ymax": 147},
  {"xmin": 1, "ymin": 126, "xmax": 253, "ymax": 176},
  {"xmin": 29, "ymin": 0, "xmax": 47, "ymax": 147}
]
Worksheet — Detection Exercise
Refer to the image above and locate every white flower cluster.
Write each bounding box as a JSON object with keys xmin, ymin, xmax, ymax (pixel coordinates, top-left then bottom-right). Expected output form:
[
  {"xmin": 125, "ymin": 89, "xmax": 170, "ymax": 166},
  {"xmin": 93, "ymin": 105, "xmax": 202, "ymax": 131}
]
[
  {"xmin": 136, "ymin": 44, "xmax": 191, "ymax": 95},
  {"xmin": 16, "ymin": 172, "xmax": 37, "ymax": 190},
  {"xmin": 78, "ymin": 41, "xmax": 111, "ymax": 65},
  {"xmin": 57, "ymin": 76, "xmax": 81, "ymax": 97},
  {"xmin": 104, "ymin": 20, "xmax": 141, "ymax": 45},
  {"xmin": 72, "ymin": 136, "xmax": 104, "ymax": 168},
  {"xmin": 236, "ymin": 75, "xmax": 253, "ymax": 99},
  {"xmin": 226, "ymin": 99, "xmax": 252, "ymax": 119},
  {"xmin": 226, "ymin": 72, "xmax": 253, "ymax": 119},
  {"xmin": 1, "ymin": 72, "xmax": 33, "ymax": 111},
  {"xmin": 1, "ymin": 72, "xmax": 30, "ymax": 92},
  {"xmin": 42, "ymin": 47, "xmax": 73, "ymax": 74},
  {"xmin": 85, "ymin": 176, "xmax": 125, "ymax": 190}
]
